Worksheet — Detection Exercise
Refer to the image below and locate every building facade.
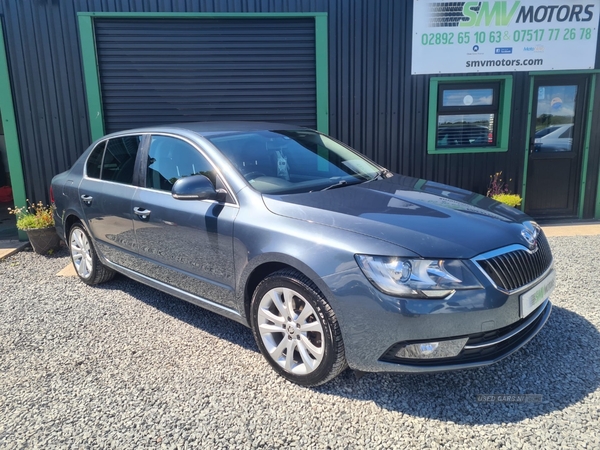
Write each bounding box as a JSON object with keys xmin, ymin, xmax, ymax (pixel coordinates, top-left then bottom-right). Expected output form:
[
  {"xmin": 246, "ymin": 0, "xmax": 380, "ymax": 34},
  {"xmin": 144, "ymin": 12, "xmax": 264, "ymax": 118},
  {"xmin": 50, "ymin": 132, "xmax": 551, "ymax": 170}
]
[{"xmin": 1, "ymin": 0, "xmax": 600, "ymax": 239}]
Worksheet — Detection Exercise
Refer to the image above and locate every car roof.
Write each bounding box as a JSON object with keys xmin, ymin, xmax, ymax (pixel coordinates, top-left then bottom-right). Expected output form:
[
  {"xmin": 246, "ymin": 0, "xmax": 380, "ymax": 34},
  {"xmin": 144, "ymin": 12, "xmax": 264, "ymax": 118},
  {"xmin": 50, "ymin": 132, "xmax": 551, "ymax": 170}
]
[
  {"xmin": 104, "ymin": 121, "xmax": 307, "ymax": 139},
  {"xmin": 542, "ymin": 123, "xmax": 573, "ymax": 130}
]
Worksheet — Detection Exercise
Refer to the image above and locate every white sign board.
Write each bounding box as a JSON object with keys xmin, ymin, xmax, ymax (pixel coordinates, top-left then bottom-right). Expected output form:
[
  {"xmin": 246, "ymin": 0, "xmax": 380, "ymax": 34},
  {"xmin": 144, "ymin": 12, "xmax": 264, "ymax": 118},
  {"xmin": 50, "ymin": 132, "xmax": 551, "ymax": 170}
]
[{"xmin": 412, "ymin": 0, "xmax": 600, "ymax": 74}]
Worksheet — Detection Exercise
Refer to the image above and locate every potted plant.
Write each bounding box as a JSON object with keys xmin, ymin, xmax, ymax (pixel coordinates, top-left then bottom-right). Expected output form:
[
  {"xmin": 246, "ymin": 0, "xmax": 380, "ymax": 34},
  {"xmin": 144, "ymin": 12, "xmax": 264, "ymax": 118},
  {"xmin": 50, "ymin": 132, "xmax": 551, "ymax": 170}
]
[
  {"xmin": 8, "ymin": 200, "xmax": 61, "ymax": 254},
  {"xmin": 487, "ymin": 171, "xmax": 522, "ymax": 208}
]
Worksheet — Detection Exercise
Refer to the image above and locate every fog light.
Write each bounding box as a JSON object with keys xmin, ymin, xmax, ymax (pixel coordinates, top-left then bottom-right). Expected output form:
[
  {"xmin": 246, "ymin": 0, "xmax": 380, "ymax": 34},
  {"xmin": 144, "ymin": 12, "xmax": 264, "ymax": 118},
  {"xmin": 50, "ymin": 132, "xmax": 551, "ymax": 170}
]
[
  {"xmin": 395, "ymin": 337, "xmax": 468, "ymax": 359},
  {"xmin": 418, "ymin": 342, "xmax": 438, "ymax": 355}
]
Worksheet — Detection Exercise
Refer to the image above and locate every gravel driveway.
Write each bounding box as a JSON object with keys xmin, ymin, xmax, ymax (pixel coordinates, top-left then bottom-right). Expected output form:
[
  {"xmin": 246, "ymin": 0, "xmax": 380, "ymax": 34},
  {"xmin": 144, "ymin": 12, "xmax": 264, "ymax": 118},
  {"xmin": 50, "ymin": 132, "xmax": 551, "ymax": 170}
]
[{"xmin": 1, "ymin": 235, "xmax": 599, "ymax": 448}]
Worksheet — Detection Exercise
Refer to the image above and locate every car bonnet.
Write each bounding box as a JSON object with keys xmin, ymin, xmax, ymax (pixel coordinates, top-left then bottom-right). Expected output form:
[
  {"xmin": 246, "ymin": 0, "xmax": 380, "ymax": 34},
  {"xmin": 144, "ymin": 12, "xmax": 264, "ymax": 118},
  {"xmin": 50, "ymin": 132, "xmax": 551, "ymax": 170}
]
[{"xmin": 261, "ymin": 174, "xmax": 532, "ymax": 259}]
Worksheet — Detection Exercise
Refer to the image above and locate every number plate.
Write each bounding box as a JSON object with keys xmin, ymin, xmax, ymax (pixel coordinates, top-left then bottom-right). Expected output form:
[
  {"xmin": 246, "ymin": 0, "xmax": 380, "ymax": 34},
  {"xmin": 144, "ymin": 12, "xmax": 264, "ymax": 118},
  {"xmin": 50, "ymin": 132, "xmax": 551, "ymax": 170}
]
[{"xmin": 520, "ymin": 270, "xmax": 555, "ymax": 318}]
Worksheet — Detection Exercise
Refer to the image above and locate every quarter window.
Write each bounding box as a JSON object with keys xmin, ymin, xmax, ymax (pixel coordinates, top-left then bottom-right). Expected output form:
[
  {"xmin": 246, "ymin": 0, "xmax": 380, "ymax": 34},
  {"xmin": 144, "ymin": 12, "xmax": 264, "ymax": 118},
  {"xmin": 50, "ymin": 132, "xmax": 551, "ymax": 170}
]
[
  {"xmin": 100, "ymin": 135, "xmax": 142, "ymax": 184},
  {"xmin": 86, "ymin": 141, "xmax": 106, "ymax": 179},
  {"xmin": 146, "ymin": 136, "xmax": 216, "ymax": 192}
]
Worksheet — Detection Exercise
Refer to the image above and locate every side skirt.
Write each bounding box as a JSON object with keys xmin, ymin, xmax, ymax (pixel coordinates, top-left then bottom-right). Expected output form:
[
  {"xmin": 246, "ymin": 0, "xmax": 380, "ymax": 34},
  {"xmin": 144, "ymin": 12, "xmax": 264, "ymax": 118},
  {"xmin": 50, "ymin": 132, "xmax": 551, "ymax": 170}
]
[{"xmin": 102, "ymin": 259, "xmax": 248, "ymax": 327}]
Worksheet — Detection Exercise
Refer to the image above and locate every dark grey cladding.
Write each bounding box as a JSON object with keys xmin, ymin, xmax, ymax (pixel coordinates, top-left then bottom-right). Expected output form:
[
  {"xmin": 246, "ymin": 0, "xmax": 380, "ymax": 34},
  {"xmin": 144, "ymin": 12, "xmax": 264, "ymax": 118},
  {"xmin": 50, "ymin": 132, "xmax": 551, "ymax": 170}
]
[{"xmin": 1, "ymin": 0, "xmax": 600, "ymax": 218}]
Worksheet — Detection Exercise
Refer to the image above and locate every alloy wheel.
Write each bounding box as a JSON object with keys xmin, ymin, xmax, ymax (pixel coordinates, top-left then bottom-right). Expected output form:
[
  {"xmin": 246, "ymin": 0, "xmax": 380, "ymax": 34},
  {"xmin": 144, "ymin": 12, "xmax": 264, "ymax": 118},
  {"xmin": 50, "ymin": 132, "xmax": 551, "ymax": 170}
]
[
  {"xmin": 257, "ymin": 287, "xmax": 325, "ymax": 375},
  {"xmin": 70, "ymin": 227, "xmax": 93, "ymax": 279}
]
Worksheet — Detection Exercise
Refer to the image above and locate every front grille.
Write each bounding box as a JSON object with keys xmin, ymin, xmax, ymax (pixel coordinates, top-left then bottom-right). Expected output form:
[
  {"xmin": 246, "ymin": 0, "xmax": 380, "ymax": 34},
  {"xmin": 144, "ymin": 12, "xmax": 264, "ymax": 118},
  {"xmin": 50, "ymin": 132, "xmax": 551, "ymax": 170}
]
[
  {"xmin": 380, "ymin": 301, "xmax": 551, "ymax": 366},
  {"xmin": 475, "ymin": 231, "xmax": 553, "ymax": 292}
]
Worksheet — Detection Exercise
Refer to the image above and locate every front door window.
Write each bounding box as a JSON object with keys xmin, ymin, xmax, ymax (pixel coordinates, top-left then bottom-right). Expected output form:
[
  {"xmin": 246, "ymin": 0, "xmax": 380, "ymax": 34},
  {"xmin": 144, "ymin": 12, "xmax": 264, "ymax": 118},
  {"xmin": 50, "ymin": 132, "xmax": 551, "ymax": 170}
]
[{"xmin": 145, "ymin": 135, "xmax": 217, "ymax": 191}]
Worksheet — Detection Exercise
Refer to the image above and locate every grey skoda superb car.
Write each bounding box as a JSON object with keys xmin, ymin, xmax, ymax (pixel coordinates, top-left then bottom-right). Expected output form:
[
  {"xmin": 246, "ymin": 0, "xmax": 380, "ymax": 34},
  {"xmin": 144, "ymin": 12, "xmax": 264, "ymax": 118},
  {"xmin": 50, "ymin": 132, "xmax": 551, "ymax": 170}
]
[{"xmin": 51, "ymin": 122, "xmax": 554, "ymax": 386}]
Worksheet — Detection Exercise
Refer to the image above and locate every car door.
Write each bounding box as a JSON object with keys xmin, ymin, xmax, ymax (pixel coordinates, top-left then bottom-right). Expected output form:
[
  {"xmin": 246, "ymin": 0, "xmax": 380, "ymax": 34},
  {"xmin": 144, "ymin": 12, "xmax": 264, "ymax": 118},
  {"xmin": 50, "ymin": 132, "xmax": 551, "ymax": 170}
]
[
  {"xmin": 78, "ymin": 134, "xmax": 146, "ymax": 267},
  {"xmin": 131, "ymin": 134, "xmax": 239, "ymax": 309}
]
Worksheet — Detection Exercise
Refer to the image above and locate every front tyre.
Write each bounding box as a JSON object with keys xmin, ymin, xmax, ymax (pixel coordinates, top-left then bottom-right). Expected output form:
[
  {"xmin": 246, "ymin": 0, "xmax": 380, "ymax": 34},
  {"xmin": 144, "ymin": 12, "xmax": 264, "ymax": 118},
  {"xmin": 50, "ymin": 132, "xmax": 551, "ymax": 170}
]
[
  {"xmin": 69, "ymin": 224, "xmax": 115, "ymax": 285},
  {"xmin": 251, "ymin": 269, "xmax": 347, "ymax": 386}
]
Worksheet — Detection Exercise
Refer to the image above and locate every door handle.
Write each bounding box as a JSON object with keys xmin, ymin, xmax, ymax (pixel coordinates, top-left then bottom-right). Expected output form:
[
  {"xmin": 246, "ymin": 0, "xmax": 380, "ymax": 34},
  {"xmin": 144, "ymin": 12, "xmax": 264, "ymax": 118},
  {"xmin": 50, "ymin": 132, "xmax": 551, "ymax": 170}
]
[
  {"xmin": 81, "ymin": 194, "xmax": 93, "ymax": 205},
  {"xmin": 529, "ymin": 137, "xmax": 537, "ymax": 154},
  {"xmin": 133, "ymin": 207, "xmax": 151, "ymax": 219}
]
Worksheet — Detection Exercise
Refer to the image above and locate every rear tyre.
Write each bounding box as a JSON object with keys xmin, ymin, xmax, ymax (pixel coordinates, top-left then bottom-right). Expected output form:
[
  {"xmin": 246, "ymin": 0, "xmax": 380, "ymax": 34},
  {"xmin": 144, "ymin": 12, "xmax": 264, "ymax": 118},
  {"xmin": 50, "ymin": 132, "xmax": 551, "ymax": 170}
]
[
  {"xmin": 251, "ymin": 269, "xmax": 347, "ymax": 386},
  {"xmin": 69, "ymin": 224, "xmax": 115, "ymax": 285}
]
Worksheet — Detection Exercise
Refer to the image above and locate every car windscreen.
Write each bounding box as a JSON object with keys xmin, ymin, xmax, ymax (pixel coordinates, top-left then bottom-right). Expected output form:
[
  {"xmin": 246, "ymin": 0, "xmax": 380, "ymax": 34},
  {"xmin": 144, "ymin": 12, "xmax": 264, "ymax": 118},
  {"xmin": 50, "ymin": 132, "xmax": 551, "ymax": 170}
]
[{"xmin": 207, "ymin": 130, "xmax": 381, "ymax": 194}]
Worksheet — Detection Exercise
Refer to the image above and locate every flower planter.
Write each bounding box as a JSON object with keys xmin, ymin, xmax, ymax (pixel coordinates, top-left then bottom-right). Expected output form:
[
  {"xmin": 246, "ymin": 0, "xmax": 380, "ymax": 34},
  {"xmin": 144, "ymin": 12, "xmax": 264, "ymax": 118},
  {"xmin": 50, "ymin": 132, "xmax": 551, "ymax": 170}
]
[{"xmin": 25, "ymin": 227, "xmax": 61, "ymax": 255}]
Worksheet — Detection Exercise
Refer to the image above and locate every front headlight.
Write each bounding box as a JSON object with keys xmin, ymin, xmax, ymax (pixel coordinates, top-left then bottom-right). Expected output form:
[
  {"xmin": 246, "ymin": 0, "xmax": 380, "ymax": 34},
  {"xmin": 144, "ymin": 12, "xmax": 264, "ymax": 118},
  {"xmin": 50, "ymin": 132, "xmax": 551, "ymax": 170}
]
[{"xmin": 355, "ymin": 255, "xmax": 483, "ymax": 299}]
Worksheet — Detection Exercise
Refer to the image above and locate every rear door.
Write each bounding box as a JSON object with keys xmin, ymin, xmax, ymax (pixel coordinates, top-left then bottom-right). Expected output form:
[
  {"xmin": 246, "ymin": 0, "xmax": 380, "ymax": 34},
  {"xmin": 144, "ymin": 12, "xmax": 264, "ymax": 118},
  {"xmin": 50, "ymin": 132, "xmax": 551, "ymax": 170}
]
[
  {"xmin": 78, "ymin": 134, "xmax": 146, "ymax": 267},
  {"xmin": 131, "ymin": 134, "xmax": 239, "ymax": 308}
]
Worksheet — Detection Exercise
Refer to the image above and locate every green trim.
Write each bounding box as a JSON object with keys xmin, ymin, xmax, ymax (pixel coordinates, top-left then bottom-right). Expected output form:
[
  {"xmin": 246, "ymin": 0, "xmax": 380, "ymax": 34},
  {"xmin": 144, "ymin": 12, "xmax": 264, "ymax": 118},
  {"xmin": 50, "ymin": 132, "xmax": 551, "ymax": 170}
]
[
  {"xmin": 77, "ymin": 12, "xmax": 327, "ymax": 19},
  {"xmin": 427, "ymin": 81, "xmax": 439, "ymax": 153},
  {"xmin": 314, "ymin": 15, "xmax": 329, "ymax": 134},
  {"xmin": 78, "ymin": 15, "xmax": 105, "ymax": 141},
  {"xmin": 533, "ymin": 69, "xmax": 600, "ymax": 76},
  {"xmin": 579, "ymin": 74, "xmax": 595, "ymax": 218},
  {"xmin": 427, "ymin": 75, "xmax": 512, "ymax": 154},
  {"xmin": 78, "ymin": 12, "xmax": 329, "ymax": 137},
  {"xmin": 0, "ymin": 21, "xmax": 27, "ymax": 240},
  {"xmin": 521, "ymin": 77, "xmax": 535, "ymax": 211}
]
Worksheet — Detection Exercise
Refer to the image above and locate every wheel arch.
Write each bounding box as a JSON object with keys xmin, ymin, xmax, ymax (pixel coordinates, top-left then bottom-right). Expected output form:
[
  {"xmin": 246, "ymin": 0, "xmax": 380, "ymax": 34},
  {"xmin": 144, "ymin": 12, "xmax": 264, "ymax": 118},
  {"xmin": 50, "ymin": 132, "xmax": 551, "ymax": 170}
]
[
  {"xmin": 64, "ymin": 213, "xmax": 84, "ymax": 239},
  {"xmin": 239, "ymin": 254, "xmax": 336, "ymax": 327}
]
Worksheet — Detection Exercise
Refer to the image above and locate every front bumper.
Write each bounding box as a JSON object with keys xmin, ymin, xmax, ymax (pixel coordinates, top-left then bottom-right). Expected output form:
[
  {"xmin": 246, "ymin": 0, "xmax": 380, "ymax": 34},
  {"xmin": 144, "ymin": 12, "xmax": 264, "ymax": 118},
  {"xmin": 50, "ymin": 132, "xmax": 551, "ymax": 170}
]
[
  {"xmin": 378, "ymin": 299, "xmax": 551, "ymax": 372},
  {"xmin": 322, "ymin": 266, "xmax": 553, "ymax": 373}
]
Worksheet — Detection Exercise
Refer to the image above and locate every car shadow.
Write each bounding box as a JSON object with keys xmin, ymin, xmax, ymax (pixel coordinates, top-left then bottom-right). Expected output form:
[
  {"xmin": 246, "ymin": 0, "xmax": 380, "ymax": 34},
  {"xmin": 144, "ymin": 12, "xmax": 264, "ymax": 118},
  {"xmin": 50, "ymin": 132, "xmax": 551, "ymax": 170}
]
[
  {"xmin": 315, "ymin": 305, "xmax": 600, "ymax": 425},
  {"xmin": 95, "ymin": 273, "xmax": 259, "ymax": 353},
  {"xmin": 95, "ymin": 274, "xmax": 598, "ymax": 424}
]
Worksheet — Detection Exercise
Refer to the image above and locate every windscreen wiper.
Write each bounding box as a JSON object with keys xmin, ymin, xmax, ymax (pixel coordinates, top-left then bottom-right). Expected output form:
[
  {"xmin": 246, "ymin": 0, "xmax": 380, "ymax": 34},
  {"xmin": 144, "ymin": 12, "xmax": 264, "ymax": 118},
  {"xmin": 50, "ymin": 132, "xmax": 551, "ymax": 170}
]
[
  {"xmin": 316, "ymin": 176, "xmax": 374, "ymax": 192},
  {"xmin": 363, "ymin": 169, "xmax": 390, "ymax": 183},
  {"xmin": 320, "ymin": 180, "xmax": 348, "ymax": 191}
]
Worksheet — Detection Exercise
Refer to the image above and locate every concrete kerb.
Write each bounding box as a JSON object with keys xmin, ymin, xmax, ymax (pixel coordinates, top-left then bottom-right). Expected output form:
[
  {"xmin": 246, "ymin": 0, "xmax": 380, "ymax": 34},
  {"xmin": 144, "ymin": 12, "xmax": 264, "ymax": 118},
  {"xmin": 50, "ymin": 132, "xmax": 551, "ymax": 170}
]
[
  {"xmin": 541, "ymin": 223, "xmax": 600, "ymax": 237},
  {"xmin": 0, "ymin": 240, "xmax": 28, "ymax": 260}
]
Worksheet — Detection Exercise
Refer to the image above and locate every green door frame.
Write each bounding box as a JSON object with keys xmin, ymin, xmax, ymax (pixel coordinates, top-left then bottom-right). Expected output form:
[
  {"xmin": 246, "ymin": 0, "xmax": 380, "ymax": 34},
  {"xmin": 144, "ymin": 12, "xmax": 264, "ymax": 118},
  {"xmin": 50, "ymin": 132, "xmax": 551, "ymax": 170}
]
[
  {"xmin": 77, "ymin": 12, "xmax": 329, "ymax": 141},
  {"xmin": 0, "ymin": 20, "xmax": 26, "ymax": 239},
  {"xmin": 521, "ymin": 70, "xmax": 599, "ymax": 219}
]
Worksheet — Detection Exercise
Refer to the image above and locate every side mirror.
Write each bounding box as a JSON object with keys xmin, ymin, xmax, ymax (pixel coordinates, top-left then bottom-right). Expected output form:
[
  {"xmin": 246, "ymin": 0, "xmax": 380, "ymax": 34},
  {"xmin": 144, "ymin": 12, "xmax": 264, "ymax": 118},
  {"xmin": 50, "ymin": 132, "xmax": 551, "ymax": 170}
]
[{"xmin": 172, "ymin": 175, "xmax": 226, "ymax": 202}]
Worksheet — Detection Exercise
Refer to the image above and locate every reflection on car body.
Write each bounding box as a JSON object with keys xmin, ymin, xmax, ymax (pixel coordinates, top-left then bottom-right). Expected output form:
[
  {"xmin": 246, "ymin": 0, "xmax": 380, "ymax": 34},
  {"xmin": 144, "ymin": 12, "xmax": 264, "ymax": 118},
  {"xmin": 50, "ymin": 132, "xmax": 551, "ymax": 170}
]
[{"xmin": 51, "ymin": 122, "xmax": 554, "ymax": 386}]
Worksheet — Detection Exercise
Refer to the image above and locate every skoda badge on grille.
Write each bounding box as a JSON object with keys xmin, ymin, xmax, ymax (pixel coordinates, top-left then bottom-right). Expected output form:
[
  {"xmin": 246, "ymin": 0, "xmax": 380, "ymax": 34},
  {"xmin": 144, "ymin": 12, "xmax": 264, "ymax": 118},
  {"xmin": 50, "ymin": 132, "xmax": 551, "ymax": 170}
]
[{"xmin": 521, "ymin": 221, "xmax": 539, "ymax": 251}]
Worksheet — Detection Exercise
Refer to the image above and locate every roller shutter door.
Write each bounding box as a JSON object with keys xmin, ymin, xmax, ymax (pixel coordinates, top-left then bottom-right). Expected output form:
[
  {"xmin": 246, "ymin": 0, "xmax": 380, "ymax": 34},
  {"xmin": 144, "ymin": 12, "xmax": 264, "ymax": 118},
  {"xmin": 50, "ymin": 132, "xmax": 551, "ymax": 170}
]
[{"xmin": 94, "ymin": 18, "xmax": 317, "ymax": 133}]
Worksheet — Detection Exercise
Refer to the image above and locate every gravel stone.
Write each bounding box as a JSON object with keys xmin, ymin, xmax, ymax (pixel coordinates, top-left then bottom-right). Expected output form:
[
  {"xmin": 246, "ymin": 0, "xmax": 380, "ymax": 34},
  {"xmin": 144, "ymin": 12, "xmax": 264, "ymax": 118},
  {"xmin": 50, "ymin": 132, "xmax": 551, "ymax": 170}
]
[{"xmin": 0, "ymin": 235, "xmax": 599, "ymax": 448}]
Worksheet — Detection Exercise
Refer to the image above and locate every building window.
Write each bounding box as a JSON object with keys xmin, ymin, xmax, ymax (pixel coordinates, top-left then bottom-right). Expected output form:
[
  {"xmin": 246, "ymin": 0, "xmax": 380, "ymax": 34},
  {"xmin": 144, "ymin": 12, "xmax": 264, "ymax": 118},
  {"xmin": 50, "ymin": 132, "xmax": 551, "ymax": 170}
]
[{"xmin": 428, "ymin": 76, "xmax": 512, "ymax": 154}]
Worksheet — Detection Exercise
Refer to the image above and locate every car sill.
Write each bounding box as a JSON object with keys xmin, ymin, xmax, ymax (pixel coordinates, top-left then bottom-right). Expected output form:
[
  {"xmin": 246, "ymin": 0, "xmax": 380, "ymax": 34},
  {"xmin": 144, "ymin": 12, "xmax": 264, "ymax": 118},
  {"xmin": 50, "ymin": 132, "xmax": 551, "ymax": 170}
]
[{"xmin": 102, "ymin": 260, "xmax": 247, "ymax": 326}]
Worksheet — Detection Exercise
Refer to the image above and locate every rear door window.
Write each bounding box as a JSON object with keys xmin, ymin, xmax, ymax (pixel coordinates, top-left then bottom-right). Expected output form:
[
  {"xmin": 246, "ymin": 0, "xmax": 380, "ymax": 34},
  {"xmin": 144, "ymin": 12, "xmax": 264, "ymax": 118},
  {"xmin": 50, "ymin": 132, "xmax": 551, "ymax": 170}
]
[{"xmin": 101, "ymin": 135, "xmax": 143, "ymax": 185}]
